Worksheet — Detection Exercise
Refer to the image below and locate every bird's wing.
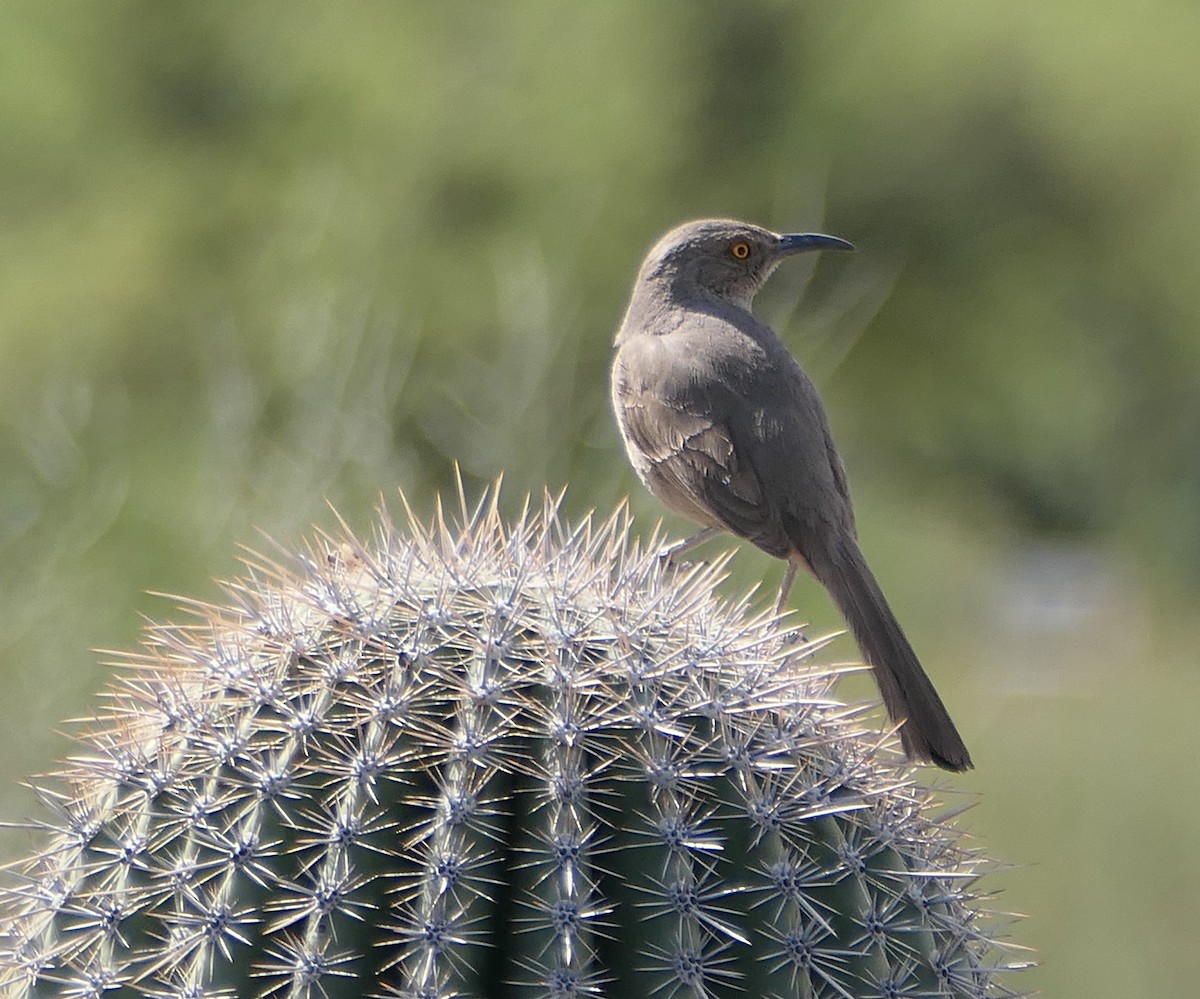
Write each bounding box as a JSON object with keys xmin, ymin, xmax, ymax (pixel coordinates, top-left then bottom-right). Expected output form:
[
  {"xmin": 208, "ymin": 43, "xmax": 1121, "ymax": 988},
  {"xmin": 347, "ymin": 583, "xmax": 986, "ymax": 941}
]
[
  {"xmin": 618, "ymin": 379, "xmax": 793, "ymax": 558},
  {"xmin": 822, "ymin": 435, "xmax": 856, "ymax": 537}
]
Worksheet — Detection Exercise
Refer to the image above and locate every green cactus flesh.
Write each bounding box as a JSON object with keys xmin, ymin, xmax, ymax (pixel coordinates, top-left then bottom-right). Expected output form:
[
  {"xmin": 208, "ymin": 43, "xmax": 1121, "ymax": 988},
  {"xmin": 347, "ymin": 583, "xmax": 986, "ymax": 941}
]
[{"xmin": 0, "ymin": 492, "xmax": 1024, "ymax": 998}]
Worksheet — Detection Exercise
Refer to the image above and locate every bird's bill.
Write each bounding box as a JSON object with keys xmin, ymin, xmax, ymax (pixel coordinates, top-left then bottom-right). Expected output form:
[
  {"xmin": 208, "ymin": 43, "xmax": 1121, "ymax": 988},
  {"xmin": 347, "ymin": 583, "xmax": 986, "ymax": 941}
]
[{"xmin": 776, "ymin": 232, "xmax": 855, "ymax": 255}]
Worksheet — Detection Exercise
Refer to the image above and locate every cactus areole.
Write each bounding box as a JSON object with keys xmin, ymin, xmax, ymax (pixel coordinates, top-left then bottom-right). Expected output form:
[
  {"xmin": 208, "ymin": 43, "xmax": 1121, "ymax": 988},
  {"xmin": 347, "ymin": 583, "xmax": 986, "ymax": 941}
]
[{"xmin": 0, "ymin": 490, "xmax": 1022, "ymax": 998}]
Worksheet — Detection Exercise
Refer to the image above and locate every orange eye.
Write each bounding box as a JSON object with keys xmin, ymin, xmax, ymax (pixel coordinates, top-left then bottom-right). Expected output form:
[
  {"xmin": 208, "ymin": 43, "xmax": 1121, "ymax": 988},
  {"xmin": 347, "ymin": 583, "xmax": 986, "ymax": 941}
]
[{"xmin": 730, "ymin": 241, "xmax": 751, "ymax": 260}]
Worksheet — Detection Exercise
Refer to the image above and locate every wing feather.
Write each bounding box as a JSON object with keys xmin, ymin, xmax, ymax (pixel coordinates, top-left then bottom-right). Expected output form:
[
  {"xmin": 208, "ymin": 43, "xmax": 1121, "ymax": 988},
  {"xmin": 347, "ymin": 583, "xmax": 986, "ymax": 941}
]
[{"xmin": 618, "ymin": 391, "xmax": 791, "ymax": 557}]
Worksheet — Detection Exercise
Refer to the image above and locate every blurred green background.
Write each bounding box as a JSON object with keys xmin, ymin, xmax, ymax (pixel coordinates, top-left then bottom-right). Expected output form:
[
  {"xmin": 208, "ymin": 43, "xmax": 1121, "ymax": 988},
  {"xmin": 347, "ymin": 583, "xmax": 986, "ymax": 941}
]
[{"xmin": 2, "ymin": 2, "xmax": 1198, "ymax": 994}]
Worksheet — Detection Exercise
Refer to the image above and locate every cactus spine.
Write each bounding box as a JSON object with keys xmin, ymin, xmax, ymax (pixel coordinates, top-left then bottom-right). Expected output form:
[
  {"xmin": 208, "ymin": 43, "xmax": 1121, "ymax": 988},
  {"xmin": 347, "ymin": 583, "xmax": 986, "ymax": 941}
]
[{"xmin": 0, "ymin": 489, "xmax": 1023, "ymax": 998}]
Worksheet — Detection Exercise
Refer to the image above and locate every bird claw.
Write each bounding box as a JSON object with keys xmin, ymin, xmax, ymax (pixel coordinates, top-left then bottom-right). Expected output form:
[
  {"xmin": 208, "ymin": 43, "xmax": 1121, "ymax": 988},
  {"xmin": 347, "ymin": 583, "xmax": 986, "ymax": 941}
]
[
  {"xmin": 657, "ymin": 551, "xmax": 708, "ymax": 572},
  {"xmin": 774, "ymin": 625, "xmax": 812, "ymax": 656},
  {"xmin": 654, "ymin": 527, "xmax": 722, "ymax": 572}
]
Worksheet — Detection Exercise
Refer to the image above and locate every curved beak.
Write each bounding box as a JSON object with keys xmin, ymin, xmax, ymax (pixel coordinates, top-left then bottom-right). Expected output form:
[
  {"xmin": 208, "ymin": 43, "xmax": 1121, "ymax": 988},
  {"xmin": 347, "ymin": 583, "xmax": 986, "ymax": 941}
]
[{"xmin": 776, "ymin": 231, "xmax": 855, "ymax": 256}]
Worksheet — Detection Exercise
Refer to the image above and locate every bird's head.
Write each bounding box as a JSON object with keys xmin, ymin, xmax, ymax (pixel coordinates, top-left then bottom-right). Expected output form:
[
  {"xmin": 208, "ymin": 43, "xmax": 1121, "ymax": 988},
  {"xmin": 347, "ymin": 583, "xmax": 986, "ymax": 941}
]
[{"xmin": 638, "ymin": 218, "xmax": 853, "ymax": 310}]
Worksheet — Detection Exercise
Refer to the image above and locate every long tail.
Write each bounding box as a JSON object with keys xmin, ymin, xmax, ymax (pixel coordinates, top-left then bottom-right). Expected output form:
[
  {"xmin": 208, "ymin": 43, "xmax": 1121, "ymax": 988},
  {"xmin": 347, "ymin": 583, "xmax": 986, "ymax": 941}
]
[{"xmin": 808, "ymin": 535, "xmax": 972, "ymax": 771}]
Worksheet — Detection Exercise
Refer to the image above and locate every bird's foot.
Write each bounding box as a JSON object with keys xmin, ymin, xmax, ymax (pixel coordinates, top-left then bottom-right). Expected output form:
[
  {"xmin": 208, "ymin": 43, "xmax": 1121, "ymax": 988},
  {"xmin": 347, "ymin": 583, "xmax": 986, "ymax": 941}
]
[
  {"xmin": 657, "ymin": 551, "xmax": 709, "ymax": 572},
  {"xmin": 655, "ymin": 527, "xmax": 722, "ymax": 571},
  {"xmin": 773, "ymin": 624, "xmax": 813, "ymax": 658}
]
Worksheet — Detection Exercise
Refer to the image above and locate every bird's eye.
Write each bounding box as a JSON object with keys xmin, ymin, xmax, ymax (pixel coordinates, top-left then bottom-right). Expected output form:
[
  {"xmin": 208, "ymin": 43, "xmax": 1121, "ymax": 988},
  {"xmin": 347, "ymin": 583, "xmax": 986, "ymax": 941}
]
[{"xmin": 730, "ymin": 241, "xmax": 751, "ymax": 260}]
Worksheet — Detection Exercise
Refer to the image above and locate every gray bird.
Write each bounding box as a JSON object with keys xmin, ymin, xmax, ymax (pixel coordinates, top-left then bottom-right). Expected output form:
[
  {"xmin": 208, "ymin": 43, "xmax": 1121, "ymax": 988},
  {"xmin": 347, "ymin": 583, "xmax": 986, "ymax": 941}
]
[{"xmin": 611, "ymin": 218, "xmax": 972, "ymax": 771}]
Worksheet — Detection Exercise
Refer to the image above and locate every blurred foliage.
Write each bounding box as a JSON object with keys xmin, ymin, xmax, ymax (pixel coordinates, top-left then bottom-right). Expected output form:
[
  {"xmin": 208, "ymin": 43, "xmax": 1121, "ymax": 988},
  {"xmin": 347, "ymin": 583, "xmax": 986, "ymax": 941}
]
[{"xmin": 1, "ymin": 2, "xmax": 1198, "ymax": 997}]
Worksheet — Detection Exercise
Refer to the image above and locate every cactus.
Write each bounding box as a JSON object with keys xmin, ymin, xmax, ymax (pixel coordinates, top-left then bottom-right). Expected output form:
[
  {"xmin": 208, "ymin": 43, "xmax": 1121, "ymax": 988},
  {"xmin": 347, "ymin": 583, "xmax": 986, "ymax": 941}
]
[{"xmin": 0, "ymin": 487, "xmax": 1024, "ymax": 998}]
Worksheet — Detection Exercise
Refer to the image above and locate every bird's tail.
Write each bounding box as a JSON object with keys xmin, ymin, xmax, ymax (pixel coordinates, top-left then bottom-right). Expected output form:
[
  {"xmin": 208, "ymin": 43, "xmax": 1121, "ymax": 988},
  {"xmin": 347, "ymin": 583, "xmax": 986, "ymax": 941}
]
[{"xmin": 809, "ymin": 535, "xmax": 972, "ymax": 771}]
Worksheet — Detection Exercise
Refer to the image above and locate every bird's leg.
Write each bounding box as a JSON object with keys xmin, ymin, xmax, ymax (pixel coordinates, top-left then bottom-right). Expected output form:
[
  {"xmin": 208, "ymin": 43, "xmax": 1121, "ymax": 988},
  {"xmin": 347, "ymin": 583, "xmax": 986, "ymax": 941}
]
[
  {"xmin": 775, "ymin": 559, "xmax": 799, "ymax": 615},
  {"xmin": 656, "ymin": 527, "xmax": 721, "ymax": 568},
  {"xmin": 774, "ymin": 558, "xmax": 813, "ymax": 646}
]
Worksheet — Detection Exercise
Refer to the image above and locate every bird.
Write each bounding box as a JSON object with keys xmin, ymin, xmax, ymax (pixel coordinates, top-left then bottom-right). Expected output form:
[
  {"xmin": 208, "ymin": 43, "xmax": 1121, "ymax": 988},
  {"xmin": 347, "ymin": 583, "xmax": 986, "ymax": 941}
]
[{"xmin": 610, "ymin": 218, "xmax": 972, "ymax": 771}]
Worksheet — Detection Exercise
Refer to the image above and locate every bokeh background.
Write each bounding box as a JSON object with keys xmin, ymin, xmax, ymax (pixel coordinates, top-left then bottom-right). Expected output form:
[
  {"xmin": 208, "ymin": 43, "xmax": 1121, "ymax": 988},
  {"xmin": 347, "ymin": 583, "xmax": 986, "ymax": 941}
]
[{"xmin": 2, "ymin": 3, "xmax": 1198, "ymax": 995}]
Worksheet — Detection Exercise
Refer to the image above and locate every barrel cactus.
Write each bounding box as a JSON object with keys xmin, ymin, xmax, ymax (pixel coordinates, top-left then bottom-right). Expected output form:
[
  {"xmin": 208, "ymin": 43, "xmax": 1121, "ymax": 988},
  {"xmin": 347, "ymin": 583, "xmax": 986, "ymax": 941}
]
[{"xmin": 0, "ymin": 488, "xmax": 1023, "ymax": 998}]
